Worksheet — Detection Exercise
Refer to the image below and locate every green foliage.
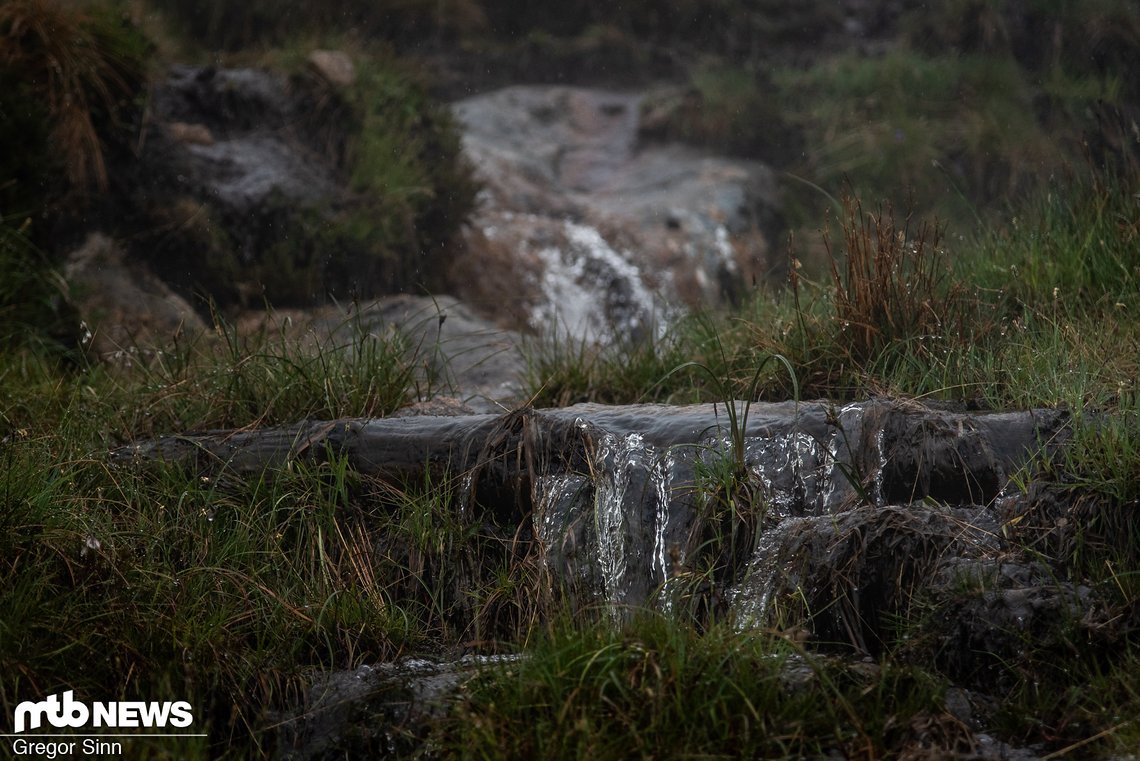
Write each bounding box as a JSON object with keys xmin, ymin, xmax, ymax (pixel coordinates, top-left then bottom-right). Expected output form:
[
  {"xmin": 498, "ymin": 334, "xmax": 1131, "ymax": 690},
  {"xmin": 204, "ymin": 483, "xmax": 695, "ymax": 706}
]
[
  {"xmin": 0, "ymin": 222, "xmax": 77, "ymax": 353},
  {"xmin": 774, "ymin": 50, "xmax": 1058, "ymax": 224},
  {"xmin": 438, "ymin": 615, "xmax": 956, "ymax": 760},
  {"xmin": 971, "ymin": 170, "xmax": 1140, "ymax": 309},
  {"xmin": 274, "ymin": 55, "xmax": 475, "ymax": 303},
  {"xmin": 523, "ymin": 328, "xmax": 691, "ymax": 407},
  {"xmin": 0, "ymin": 440, "xmax": 413, "ymax": 757},
  {"xmin": 341, "ymin": 56, "xmax": 478, "ymax": 292},
  {"xmin": 479, "ymin": 0, "xmax": 843, "ymax": 58},
  {"xmin": 906, "ymin": 0, "xmax": 1140, "ymax": 100}
]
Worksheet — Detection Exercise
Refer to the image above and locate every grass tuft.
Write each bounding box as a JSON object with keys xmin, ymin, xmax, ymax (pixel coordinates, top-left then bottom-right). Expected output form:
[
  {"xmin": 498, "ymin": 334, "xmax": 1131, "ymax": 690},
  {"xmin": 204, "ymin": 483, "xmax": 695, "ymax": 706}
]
[
  {"xmin": 0, "ymin": 0, "xmax": 148, "ymax": 193},
  {"xmin": 824, "ymin": 195, "xmax": 973, "ymax": 364}
]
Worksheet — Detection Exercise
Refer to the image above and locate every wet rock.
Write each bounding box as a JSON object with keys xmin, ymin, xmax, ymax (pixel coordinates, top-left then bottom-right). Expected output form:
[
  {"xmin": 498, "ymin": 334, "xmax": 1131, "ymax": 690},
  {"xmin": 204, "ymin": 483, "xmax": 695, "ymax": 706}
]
[
  {"xmin": 114, "ymin": 399, "xmax": 1073, "ymax": 626},
  {"xmin": 307, "ymin": 50, "xmax": 355, "ymax": 89},
  {"xmin": 150, "ymin": 65, "xmax": 341, "ymax": 215},
  {"xmin": 276, "ymin": 655, "xmax": 516, "ymax": 760},
  {"xmin": 234, "ymin": 294, "xmax": 525, "ymax": 412},
  {"xmin": 929, "ymin": 557, "xmax": 1100, "ymax": 686},
  {"xmin": 63, "ymin": 233, "xmax": 208, "ymax": 359},
  {"xmin": 131, "ymin": 64, "xmax": 351, "ymax": 306},
  {"xmin": 452, "ymin": 85, "xmax": 781, "ymax": 341}
]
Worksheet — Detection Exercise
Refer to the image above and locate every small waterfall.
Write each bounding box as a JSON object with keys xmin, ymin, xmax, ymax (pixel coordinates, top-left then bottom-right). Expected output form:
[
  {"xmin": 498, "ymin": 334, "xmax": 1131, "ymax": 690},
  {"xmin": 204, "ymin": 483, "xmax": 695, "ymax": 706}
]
[
  {"xmin": 530, "ymin": 220, "xmax": 665, "ymax": 344},
  {"xmin": 650, "ymin": 447, "xmax": 677, "ymax": 590},
  {"xmin": 730, "ymin": 515, "xmax": 824, "ymax": 629},
  {"xmin": 820, "ymin": 403, "xmax": 870, "ymax": 511},
  {"xmin": 745, "ymin": 431, "xmax": 828, "ymax": 519}
]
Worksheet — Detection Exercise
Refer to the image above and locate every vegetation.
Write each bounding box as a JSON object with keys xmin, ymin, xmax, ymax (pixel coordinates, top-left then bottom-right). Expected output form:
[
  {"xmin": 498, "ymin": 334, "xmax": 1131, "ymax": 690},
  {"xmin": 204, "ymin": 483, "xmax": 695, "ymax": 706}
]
[
  {"xmin": 2, "ymin": 161, "xmax": 1136, "ymax": 757},
  {"xmin": 440, "ymin": 615, "xmax": 960, "ymax": 759},
  {"xmin": 1, "ymin": 0, "xmax": 477, "ymax": 325},
  {"xmin": 184, "ymin": 51, "xmax": 478, "ymax": 307},
  {"xmin": 1, "ymin": 0, "xmax": 1139, "ymax": 758},
  {"xmin": 0, "ymin": 0, "xmax": 149, "ymax": 202}
]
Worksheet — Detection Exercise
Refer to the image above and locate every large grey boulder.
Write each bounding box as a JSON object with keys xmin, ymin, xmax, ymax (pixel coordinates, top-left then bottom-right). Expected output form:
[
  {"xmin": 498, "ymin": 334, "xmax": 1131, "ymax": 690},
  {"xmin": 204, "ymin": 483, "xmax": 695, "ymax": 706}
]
[{"xmin": 64, "ymin": 233, "xmax": 208, "ymax": 359}]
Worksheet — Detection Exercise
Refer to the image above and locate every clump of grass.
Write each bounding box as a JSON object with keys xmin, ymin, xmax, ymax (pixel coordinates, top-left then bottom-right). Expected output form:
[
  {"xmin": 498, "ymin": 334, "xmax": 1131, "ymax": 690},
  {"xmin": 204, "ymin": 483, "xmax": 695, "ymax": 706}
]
[
  {"xmin": 0, "ymin": 0, "xmax": 149, "ymax": 194},
  {"xmin": 0, "ymin": 439, "xmax": 422, "ymax": 756},
  {"xmin": 974, "ymin": 169, "xmax": 1140, "ymax": 310},
  {"xmin": 436, "ymin": 614, "xmax": 963, "ymax": 760},
  {"xmin": 95, "ymin": 310, "xmax": 425, "ymax": 439},
  {"xmin": 340, "ymin": 54, "xmax": 478, "ymax": 291},
  {"xmin": 522, "ymin": 327, "xmax": 694, "ymax": 408},
  {"xmin": 823, "ymin": 195, "xmax": 975, "ymax": 364},
  {"xmin": 0, "ymin": 221, "xmax": 77, "ymax": 353}
]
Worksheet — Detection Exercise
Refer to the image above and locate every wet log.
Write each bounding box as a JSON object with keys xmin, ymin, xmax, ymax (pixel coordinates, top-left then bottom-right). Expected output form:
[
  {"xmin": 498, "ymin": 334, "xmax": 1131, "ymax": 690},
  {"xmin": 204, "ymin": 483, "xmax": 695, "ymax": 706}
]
[
  {"xmin": 112, "ymin": 398, "xmax": 1068, "ymax": 516},
  {"xmin": 113, "ymin": 398, "xmax": 1080, "ymax": 642}
]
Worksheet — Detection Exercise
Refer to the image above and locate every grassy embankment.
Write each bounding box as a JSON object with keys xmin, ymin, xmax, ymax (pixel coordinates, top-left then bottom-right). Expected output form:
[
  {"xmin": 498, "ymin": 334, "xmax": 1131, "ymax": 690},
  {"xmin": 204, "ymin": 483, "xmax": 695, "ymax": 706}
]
[
  {"xmin": 2, "ymin": 0, "xmax": 1139, "ymax": 757},
  {"xmin": 3, "ymin": 171, "xmax": 1137, "ymax": 758}
]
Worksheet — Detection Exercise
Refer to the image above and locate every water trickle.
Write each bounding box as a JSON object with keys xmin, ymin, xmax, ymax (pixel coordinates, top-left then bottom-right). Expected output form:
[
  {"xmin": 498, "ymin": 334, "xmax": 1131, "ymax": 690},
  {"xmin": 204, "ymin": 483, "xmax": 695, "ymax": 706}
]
[
  {"xmin": 731, "ymin": 515, "xmax": 823, "ymax": 628},
  {"xmin": 820, "ymin": 403, "xmax": 869, "ymax": 511},
  {"xmin": 650, "ymin": 447, "xmax": 677, "ymax": 590},
  {"xmin": 593, "ymin": 431, "xmax": 645, "ymax": 608},
  {"xmin": 872, "ymin": 427, "xmax": 887, "ymax": 505},
  {"xmin": 530, "ymin": 220, "xmax": 662, "ymax": 344},
  {"xmin": 456, "ymin": 470, "xmax": 476, "ymax": 521},
  {"xmin": 745, "ymin": 431, "xmax": 828, "ymax": 519}
]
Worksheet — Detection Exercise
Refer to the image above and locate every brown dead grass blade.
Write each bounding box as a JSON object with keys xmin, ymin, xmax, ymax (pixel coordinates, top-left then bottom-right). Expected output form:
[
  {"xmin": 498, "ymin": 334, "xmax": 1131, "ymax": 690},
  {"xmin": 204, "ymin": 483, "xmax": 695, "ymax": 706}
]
[
  {"xmin": 0, "ymin": 0, "xmax": 146, "ymax": 191},
  {"xmin": 825, "ymin": 194, "xmax": 967, "ymax": 361}
]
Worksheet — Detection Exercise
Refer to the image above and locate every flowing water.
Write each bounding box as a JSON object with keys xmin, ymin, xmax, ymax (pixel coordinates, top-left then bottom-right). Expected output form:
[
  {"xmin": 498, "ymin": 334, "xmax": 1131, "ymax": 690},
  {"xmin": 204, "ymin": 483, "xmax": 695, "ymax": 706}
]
[{"xmin": 121, "ymin": 398, "xmax": 1072, "ymax": 629}]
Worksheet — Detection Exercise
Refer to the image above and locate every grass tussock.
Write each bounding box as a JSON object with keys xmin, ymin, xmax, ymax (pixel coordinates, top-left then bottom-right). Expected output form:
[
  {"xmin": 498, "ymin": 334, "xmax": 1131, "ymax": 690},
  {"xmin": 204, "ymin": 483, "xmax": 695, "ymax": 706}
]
[
  {"xmin": 438, "ymin": 615, "xmax": 964, "ymax": 760},
  {"xmin": 0, "ymin": 0, "xmax": 148, "ymax": 194},
  {"xmin": 822, "ymin": 195, "xmax": 971, "ymax": 363}
]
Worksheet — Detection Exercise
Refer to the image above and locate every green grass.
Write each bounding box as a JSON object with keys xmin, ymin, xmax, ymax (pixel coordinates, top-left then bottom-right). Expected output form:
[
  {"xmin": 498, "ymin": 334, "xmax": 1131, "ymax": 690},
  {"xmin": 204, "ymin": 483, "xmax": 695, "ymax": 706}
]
[
  {"xmin": 3, "ymin": 4, "xmax": 1140, "ymax": 755},
  {"xmin": 436, "ymin": 614, "xmax": 960, "ymax": 760},
  {"xmin": 3, "ymin": 173, "xmax": 1138, "ymax": 756},
  {"xmin": 773, "ymin": 50, "xmax": 1059, "ymax": 228},
  {"xmin": 0, "ymin": 313, "xmax": 545, "ymax": 756}
]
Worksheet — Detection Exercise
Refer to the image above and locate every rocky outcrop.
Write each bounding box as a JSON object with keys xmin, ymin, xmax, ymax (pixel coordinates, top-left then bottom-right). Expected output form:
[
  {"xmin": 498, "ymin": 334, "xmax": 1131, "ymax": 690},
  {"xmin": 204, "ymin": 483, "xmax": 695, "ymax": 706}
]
[
  {"xmin": 453, "ymin": 86, "xmax": 782, "ymax": 342},
  {"xmin": 115, "ymin": 399, "xmax": 1083, "ymax": 636},
  {"xmin": 64, "ymin": 233, "xmax": 208, "ymax": 359},
  {"xmin": 152, "ymin": 65, "xmax": 343, "ymax": 216}
]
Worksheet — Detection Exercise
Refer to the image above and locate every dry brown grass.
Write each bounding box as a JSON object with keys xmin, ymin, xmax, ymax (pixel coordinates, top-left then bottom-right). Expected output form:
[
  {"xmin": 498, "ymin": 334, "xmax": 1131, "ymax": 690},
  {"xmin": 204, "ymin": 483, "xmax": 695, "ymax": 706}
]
[
  {"xmin": 824, "ymin": 195, "xmax": 969, "ymax": 362},
  {"xmin": 0, "ymin": 0, "xmax": 147, "ymax": 191}
]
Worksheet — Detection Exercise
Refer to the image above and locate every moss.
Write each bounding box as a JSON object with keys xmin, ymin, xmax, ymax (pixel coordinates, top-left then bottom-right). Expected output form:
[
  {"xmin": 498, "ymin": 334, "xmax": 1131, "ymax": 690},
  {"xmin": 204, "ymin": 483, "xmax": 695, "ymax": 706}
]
[{"xmin": 233, "ymin": 57, "xmax": 477, "ymax": 305}]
